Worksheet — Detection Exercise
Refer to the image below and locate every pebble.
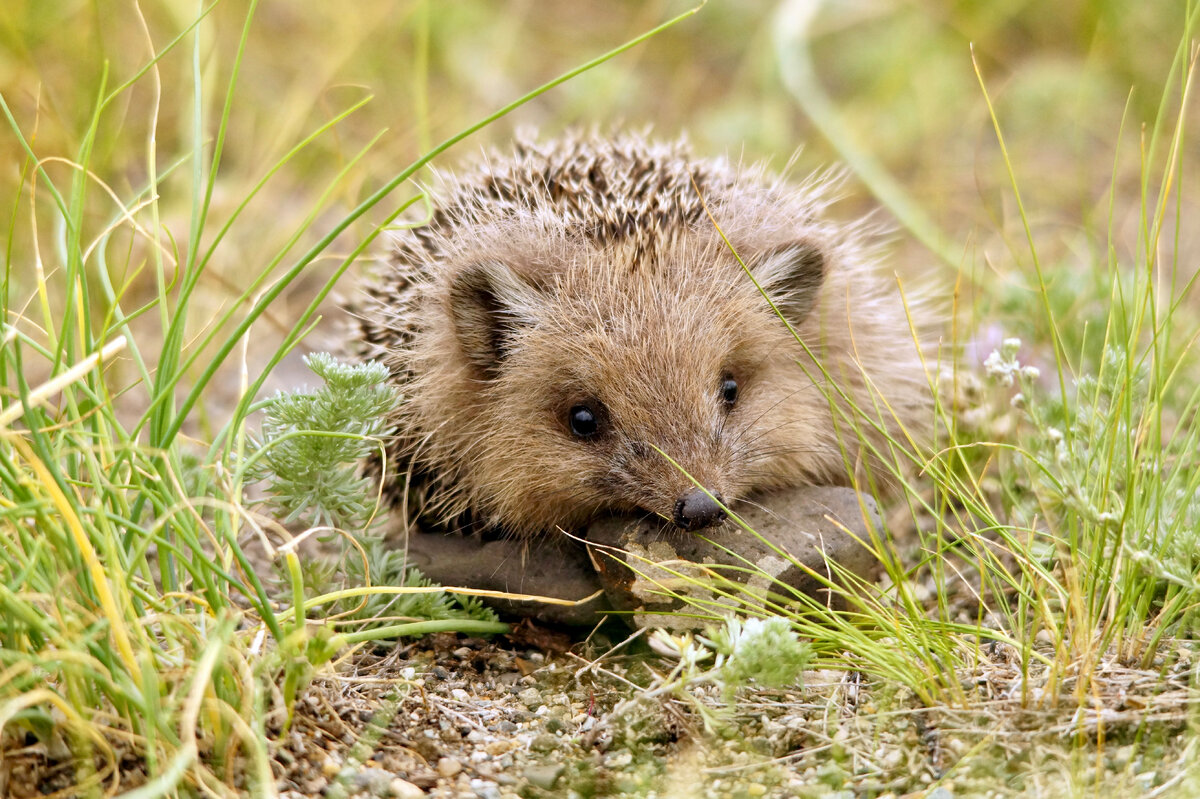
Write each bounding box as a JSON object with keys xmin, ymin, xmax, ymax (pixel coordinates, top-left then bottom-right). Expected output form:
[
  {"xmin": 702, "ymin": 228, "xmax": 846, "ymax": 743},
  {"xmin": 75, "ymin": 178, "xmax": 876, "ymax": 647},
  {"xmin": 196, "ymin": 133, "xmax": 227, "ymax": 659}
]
[
  {"xmin": 437, "ymin": 757, "xmax": 463, "ymax": 778},
  {"xmin": 470, "ymin": 779, "xmax": 502, "ymax": 799},
  {"xmin": 353, "ymin": 767, "xmax": 395, "ymax": 795},
  {"xmin": 389, "ymin": 779, "xmax": 424, "ymax": 799},
  {"xmin": 524, "ymin": 763, "xmax": 566, "ymax": 790},
  {"xmin": 530, "ymin": 734, "xmax": 559, "ymax": 753},
  {"xmin": 485, "ymin": 740, "xmax": 516, "ymax": 757},
  {"xmin": 605, "ymin": 751, "xmax": 632, "ymax": 768},
  {"xmin": 517, "ymin": 687, "xmax": 542, "ymax": 708}
]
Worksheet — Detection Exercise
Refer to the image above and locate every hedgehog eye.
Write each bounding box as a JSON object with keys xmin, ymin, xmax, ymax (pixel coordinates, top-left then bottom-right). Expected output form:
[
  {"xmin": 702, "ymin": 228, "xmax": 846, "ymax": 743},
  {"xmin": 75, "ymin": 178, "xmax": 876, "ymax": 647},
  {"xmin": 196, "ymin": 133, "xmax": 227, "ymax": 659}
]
[
  {"xmin": 721, "ymin": 375, "xmax": 739, "ymax": 408},
  {"xmin": 568, "ymin": 404, "xmax": 601, "ymax": 439}
]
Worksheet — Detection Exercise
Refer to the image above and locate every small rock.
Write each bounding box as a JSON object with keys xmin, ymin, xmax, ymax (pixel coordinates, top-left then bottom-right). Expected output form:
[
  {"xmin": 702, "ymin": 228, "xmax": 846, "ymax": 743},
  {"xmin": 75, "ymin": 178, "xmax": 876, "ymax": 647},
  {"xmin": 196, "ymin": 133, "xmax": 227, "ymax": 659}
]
[
  {"xmin": 450, "ymin": 688, "xmax": 471, "ymax": 702},
  {"xmin": 390, "ymin": 778, "xmax": 425, "ymax": 799},
  {"xmin": 747, "ymin": 784, "xmax": 767, "ymax": 797},
  {"xmin": 882, "ymin": 748, "xmax": 905, "ymax": 769},
  {"xmin": 605, "ymin": 751, "xmax": 632, "ymax": 768},
  {"xmin": 436, "ymin": 757, "xmax": 463, "ymax": 778},
  {"xmin": 530, "ymin": 733, "xmax": 559, "ymax": 753},
  {"xmin": 517, "ymin": 687, "xmax": 542, "ymax": 708},
  {"xmin": 524, "ymin": 763, "xmax": 566, "ymax": 790},
  {"xmin": 353, "ymin": 767, "xmax": 395, "ymax": 795},
  {"xmin": 382, "ymin": 514, "xmax": 611, "ymax": 625},
  {"xmin": 485, "ymin": 739, "xmax": 516, "ymax": 757},
  {"xmin": 470, "ymin": 779, "xmax": 502, "ymax": 799}
]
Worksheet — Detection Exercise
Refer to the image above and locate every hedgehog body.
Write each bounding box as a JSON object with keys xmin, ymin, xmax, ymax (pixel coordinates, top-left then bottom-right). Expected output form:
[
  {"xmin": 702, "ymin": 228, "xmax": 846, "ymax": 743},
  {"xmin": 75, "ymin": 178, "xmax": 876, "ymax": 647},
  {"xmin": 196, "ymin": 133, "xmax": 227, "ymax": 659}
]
[{"xmin": 353, "ymin": 132, "xmax": 929, "ymax": 537}]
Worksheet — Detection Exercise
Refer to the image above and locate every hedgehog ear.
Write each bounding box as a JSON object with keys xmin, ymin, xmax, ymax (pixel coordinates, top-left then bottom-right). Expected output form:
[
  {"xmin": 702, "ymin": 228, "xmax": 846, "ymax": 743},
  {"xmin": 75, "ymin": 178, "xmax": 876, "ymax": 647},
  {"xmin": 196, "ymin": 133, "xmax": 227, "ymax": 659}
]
[
  {"xmin": 749, "ymin": 240, "xmax": 827, "ymax": 322},
  {"xmin": 447, "ymin": 260, "xmax": 542, "ymax": 379}
]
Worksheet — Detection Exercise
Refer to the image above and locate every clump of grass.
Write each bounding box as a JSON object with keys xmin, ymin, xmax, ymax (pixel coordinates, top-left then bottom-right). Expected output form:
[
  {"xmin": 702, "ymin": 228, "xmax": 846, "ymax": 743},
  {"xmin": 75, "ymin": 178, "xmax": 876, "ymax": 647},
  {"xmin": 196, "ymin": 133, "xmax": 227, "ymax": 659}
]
[
  {"xmin": 600, "ymin": 616, "xmax": 812, "ymax": 737},
  {"xmin": 0, "ymin": 1, "xmax": 700, "ymax": 793},
  {"xmin": 628, "ymin": 0, "xmax": 1200, "ymax": 761}
]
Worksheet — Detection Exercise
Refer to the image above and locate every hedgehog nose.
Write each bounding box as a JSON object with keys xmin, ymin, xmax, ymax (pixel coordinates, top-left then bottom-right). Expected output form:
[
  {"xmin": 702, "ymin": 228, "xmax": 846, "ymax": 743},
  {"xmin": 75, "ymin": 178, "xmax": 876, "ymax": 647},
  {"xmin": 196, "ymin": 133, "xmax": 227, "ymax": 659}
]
[{"xmin": 673, "ymin": 488, "xmax": 726, "ymax": 531}]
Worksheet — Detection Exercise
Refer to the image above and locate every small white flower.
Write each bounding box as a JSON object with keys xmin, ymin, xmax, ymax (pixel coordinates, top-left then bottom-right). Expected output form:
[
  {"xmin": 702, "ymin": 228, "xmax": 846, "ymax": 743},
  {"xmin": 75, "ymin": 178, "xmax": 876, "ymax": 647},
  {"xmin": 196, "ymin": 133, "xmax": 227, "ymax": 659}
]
[
  {"xmin": 648, "ymin": 629, "xmax": 686, "ymax": 659},
  {"xmin": 984, "ymin": 349, "xmax": 1017, "ymax": 386},
  {"xmin": 1020, "ymin": 365, "xmax": 1041, "ymax": 381},
  {"xmin": 649, "ymin": 629, "xmax": 711, "ymax": 668}
]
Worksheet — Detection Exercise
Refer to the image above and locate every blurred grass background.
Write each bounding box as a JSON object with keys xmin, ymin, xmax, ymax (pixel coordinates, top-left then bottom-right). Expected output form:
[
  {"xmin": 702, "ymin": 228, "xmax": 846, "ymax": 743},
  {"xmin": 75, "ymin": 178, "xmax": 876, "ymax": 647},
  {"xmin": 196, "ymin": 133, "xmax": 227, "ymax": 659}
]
[{"xmin": 3, "ymin": 0, "xmax": 1195, "ymax": 403}]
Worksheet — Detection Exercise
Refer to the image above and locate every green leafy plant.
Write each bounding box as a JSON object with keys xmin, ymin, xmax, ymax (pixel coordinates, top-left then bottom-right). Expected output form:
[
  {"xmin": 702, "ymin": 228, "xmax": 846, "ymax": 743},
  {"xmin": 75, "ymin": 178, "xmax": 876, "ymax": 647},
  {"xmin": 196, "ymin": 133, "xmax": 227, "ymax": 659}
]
[
  {"xmin": 603, "ymin": 616, "xmax": 812, "ymax": 736},
  {"xmin": 248, "ymin": 352, "xmax": 399, "ymax": 531}
]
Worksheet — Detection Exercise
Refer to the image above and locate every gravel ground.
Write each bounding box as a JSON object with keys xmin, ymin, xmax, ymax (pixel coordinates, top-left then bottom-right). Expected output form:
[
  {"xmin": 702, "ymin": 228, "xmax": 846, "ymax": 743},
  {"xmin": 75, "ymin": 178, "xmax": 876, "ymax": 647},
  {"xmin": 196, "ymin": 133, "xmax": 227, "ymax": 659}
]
[
  {"xmin": 272, "ymin": 627, "xmax": 840, "ymax": 799},
  {"xmin": 271, "ymin": 627, "xmax": 1199, "ymax": 799},
  {"xmin": 8, "ymin": 615, "xmax": 1196, "ymax": 797}
]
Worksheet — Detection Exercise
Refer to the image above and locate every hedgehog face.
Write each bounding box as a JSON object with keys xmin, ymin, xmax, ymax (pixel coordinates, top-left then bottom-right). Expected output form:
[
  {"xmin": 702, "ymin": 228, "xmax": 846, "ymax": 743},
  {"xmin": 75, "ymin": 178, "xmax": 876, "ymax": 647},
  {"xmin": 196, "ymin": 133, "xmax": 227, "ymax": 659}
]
[{"xmin": 435, "ymin": 233, "xmax": 832, "ymax": 536}]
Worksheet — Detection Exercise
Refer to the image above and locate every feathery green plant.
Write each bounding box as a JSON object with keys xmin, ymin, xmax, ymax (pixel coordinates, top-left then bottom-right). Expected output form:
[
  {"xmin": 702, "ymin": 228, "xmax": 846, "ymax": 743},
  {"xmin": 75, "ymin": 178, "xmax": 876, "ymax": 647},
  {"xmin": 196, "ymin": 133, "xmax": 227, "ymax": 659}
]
[{"xmin": 249, "ymin": 353, "xmax": 398, "ymax": 531}]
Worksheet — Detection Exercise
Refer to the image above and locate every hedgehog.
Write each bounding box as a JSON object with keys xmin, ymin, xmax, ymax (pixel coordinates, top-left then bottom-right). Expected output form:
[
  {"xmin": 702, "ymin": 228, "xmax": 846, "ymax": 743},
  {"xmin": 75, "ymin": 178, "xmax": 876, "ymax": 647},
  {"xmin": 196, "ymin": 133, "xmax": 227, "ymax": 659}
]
[{"xmin": 352, "ymin": 131, "xmax": 930, "ymax": 538}]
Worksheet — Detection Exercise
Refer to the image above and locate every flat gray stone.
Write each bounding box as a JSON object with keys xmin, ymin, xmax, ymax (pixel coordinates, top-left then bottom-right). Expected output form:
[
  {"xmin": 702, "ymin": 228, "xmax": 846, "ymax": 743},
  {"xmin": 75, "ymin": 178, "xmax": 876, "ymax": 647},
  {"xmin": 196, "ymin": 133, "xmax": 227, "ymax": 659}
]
[
  {"xmin": 585, "ymin": 486, "xmax": 880, "ymax": 630},
  {"xmin": 388, "ymin": 486, "xmax": 879, "ymax": 628},
  {"xmin": 383, "ymin": 516, "xmax": 611, "ymax": 626},
  {"xmin": 523, "ymin": 763, "xmax": 566, "ymax": 790}
]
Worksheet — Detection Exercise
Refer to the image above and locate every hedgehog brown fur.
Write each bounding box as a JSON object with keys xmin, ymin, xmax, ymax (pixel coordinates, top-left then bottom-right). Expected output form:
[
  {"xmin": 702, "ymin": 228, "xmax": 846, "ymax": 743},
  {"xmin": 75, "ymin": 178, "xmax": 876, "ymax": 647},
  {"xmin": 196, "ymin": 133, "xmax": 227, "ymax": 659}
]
[{"xmin": 351, "ymin": 131, "xmax": 931, "ymax": 538}]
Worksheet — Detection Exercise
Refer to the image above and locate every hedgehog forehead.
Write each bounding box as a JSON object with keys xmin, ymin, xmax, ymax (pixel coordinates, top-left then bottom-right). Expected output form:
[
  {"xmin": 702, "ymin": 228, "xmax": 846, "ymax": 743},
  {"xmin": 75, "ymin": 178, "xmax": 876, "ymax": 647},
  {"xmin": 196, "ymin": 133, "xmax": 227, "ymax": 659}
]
[
  {"xmin": 531, "ymin": 277, "xmax": 750, "ymax": 399},
  {"xmin": 549, "ymin": 258, "xmax": 744, "ymax": 335}
]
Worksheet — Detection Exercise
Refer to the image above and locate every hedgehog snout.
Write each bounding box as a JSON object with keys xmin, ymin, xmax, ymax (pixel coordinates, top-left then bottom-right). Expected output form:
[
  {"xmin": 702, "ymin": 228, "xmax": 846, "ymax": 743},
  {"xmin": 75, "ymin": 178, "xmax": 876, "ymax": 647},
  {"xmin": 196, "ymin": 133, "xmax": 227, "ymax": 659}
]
[{"xmin": 672, "ymin": 487, "xmax": 726, "ymax": 531}]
